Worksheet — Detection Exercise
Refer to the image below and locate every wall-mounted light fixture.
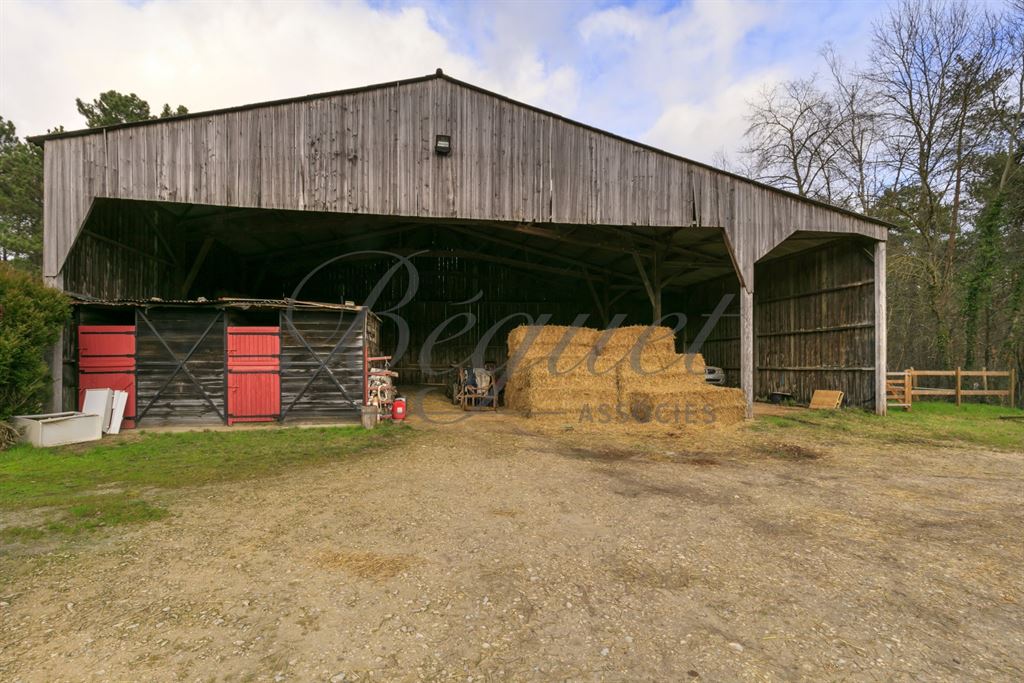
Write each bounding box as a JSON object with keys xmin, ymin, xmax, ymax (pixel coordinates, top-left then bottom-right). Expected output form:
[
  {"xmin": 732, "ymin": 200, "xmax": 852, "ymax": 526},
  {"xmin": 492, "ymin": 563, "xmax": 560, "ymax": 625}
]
[{"xmin": 435, "ymin": 134, "xmax": 452, "ymax": 156}]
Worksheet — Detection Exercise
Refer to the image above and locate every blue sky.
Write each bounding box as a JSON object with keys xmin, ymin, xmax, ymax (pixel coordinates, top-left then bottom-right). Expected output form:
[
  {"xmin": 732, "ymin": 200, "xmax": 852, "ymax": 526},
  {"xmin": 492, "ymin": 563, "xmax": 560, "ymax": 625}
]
[{"xmin": 0, "ymin": 0, "xmax": 895, "ymax": 164}]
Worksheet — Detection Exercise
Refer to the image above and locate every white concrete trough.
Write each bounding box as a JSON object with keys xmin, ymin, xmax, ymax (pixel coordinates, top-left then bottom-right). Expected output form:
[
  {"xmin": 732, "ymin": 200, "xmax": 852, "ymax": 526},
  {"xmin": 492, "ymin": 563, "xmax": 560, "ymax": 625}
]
[{"xmin": 11, "ymin": 412, "xmax": 104, "ymax": 448}]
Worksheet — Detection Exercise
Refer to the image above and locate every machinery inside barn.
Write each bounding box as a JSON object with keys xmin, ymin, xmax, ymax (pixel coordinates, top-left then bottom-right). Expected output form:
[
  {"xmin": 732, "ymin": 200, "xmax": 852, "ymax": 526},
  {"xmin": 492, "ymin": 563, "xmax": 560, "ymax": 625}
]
[{"xmin": 31, "ymin": 70, "xmax": 891, "ymax": 425}]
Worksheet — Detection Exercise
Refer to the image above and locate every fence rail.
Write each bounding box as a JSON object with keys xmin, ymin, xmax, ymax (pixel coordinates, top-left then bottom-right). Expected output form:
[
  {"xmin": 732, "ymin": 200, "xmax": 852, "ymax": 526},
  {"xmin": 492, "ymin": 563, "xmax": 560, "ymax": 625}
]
[{"xmin": 886, "ymin": 368, "xmax": 1017, "ymax": 410}]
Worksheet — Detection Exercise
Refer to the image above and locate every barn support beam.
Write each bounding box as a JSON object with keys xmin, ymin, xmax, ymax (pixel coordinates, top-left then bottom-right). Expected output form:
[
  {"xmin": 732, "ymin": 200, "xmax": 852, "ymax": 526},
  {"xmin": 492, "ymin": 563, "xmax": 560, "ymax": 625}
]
[
  {"xmin": 632, "ymin": 251, "xmax": 663, "ymax": 323},
  {"xmin": 48, "ymin": 272, "xmax": 64, "ymax": 412},
  {"xmin": 874, "ymin": 241, "xmax": 887, "ymax": 416},
  {"xmin": 50, "ymin": 330, "xmax": 64, "ymax": 413},
  {"xmin": 582, "ymin": 269, "xmax": 610, "ymax": 327},
  {"xmin": 740, "ymin": 284, "xmax": 754, "ymax": 419},
  {"xmin": 445, "ymin": 224, "xmax": 635, "ymax": 284},
  {"xmin": 181, "ymin": 236, "xmax": 215, "ymax": 298},
  {"xmin": 653, "ymin": 251, "xmax": 663, "ymax": 321}
]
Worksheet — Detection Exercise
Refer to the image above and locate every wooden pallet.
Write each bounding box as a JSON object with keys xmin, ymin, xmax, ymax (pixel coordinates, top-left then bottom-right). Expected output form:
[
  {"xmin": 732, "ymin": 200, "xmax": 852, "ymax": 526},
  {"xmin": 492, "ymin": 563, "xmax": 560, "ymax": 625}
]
[{"xmin": 809, "ymin": 390, "xmax": 844, "ymax": 410}]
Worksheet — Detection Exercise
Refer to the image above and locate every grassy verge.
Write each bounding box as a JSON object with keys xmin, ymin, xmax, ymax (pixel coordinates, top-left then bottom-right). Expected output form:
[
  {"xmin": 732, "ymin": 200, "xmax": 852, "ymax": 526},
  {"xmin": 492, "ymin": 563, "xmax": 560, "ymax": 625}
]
[
  {"xmin": 749, "ymin": 401, "xmax": 1023, "ymax": 450},
  {"xmin": 0, "ymin": 424, "xmax": 410, "ymax": 542}
]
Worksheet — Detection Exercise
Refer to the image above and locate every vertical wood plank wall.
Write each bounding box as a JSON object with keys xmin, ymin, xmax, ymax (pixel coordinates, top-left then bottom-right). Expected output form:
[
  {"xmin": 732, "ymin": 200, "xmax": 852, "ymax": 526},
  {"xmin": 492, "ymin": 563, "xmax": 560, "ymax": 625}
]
[
  {"xmin": 63, "ymin": 200, "xmax": 179, "ymax": 299},
  {"xmin": 678, "ymin": 238, "xmax": 876, "ymax": 407},
  {"xmin": 279, "ymin": 310, "xmax": 369, "ymax": 419},
  {"xmin": 754, "ymin": 240, "xmax": 875, "ymax": 407},
  {"xmin": 135, "ymin": 307, "xmax": 226, "ymax": 426}
]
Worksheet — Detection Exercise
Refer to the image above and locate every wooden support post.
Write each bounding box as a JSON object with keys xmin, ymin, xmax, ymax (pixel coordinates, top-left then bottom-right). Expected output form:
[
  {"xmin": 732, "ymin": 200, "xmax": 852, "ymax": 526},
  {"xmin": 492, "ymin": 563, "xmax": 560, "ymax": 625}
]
[
  {"xmin": 172, "ymin": 214, "xmax": 188, "ymax": 293},
  {"xmin": 904, "ymin": 370, "xmax": 912, "ymax": 410},
  {"xmin": 582, "ymin": 269, "xmax": 609, "ymax": 327},
  {"xmin": 652, "ymin": 250, "xmax": 663, "ymax": 322},
  {"xmin": 46, "ymin": 272, "xmax": 64, "ymax": 413},
  {"xmin": 50, "ymin": 330, "xmax": 63, "ymax": 413},
  {"xmin": 955, "ymin": 366, "xmax": 962, "ymax": 407},
  {"xmin": 602, "ymin": 278, "xmax": 610, "ymax": 326},
  {"xmin": 874, "ymin": 241, "xmax": 887, "ymax": 416},
  {"xmin": 1010, "ymin": 367, "xmax": 1017, "ymax": 409},
  {"xmin": 632, "ymin": 251, "xmax": 656, "ymax": 320},
  {"xmin": 740, "ymin": 285, "xmax": 754, "ymax": 419}
]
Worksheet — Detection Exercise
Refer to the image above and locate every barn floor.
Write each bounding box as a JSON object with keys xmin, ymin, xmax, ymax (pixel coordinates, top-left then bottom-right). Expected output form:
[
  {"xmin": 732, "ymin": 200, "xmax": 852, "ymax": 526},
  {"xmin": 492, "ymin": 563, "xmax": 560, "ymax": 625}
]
[{"xmin": 1, "ymin": 397, "xmax": 1022, "ymax": 681}]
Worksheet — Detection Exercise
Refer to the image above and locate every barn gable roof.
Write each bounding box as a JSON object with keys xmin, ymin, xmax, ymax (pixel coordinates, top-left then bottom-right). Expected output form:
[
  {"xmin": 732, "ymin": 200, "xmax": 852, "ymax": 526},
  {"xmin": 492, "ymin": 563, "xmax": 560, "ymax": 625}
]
[{"xmin": 35, "ymin": 70, "xmax": 887, "ymax": 282}]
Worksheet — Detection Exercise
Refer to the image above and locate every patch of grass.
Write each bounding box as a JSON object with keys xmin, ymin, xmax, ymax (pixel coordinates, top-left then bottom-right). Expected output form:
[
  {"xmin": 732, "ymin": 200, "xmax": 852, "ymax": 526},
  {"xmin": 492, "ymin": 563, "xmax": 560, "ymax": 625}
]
[
  {"xmin": 750, "ymin": 402, "xmax": 1023, "ymax": 451},
  {"xmin": 0, "ymin": 525, "xmax": 46, "ymax": 542},
  {"xmin": 0, "ymin": 495, "xmax": 168, "ymax": 543},
  {"xmin": 63, "ymin": 496, "xmax": 169, "ymax": 530},
  {"xmin": 0, "ymin": 424, "xmax": 410, "ymax": 541}
]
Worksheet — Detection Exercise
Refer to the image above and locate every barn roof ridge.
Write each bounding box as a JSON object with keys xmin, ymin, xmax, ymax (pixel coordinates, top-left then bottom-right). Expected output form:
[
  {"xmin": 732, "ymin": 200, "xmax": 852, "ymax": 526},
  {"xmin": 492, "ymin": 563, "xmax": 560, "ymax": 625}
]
[{"xmin": 27, "ymin": 70, "xmax": 891, "ymax": 230}]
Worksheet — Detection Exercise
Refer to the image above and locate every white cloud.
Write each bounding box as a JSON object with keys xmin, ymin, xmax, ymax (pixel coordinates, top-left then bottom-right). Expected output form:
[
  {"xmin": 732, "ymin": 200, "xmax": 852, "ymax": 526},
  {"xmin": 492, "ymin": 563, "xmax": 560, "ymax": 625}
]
[
  {"xmin": 569, "ymin": 1, "xmax": 793, "ymax": 162},
  {"xmin": 0, "ymin": 0, "xmax": 884, "ymax": 168},
  {"xmin": 0, "ymin": 0, "xmax": 578, "ymax": 136},
  {"xmin": 579, "ymin": 7, "xmax": 648, "ymax": 42},
  {"xmin": 643, "ymin": 69, "xmax": 789, "ymax": 165}
]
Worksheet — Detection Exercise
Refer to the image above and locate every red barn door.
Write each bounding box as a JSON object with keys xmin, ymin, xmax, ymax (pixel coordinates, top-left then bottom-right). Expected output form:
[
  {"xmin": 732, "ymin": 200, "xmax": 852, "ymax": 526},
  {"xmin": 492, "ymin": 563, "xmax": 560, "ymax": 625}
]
[
  {"xmin": 227, "ymin": 327, "xmax": 280, "ymax": 425},
  {"xmin": 78, "ymin": 325, "xmax": 136, "ymax": 428}
]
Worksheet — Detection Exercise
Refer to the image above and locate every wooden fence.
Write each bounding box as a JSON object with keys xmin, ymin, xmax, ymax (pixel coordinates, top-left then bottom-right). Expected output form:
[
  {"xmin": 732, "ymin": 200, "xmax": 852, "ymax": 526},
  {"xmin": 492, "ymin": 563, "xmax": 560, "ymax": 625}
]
[{"xmin": 886, "ymin": 368, "xmax": 1017, "ymax": 410}]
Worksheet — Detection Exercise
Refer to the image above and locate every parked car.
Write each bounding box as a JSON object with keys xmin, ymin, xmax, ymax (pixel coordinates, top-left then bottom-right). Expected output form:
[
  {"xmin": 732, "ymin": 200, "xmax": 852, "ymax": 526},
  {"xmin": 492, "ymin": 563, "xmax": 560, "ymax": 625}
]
[{"xmin": 704, "ymin": 366, "xmax": 725, "ymax": 385}]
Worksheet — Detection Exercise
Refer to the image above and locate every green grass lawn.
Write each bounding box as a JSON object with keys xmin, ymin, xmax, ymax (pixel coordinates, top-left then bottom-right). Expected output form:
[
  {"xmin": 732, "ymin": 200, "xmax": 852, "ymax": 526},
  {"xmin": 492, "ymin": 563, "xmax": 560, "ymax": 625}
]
[
  {"xmin": 0, "ymin": 424, "xmax": 410, "ymax": 542},
  {"xmin": 750, "ymin": 401, "xmax": 1024, "ymax": 451}
]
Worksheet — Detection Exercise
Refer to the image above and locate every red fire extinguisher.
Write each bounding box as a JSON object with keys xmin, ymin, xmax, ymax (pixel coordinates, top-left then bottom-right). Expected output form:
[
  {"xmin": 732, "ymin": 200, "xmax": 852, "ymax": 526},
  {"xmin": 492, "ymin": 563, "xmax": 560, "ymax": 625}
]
[{"xmin": 391, "ymin": 396, "xmax": 407, "ymax": 421}]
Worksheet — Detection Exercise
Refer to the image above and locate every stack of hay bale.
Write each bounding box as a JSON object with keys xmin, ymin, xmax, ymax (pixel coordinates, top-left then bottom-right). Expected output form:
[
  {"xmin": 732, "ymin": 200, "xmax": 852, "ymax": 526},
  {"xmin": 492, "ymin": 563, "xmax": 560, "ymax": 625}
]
[{"xmin": 505, "ymin": 325, "xmax": 746, "ymax": 429}]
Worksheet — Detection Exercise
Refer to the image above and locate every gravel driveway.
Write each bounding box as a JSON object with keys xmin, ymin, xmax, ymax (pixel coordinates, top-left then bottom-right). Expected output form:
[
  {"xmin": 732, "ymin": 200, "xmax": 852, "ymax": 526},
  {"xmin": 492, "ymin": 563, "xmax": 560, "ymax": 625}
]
[{"xmin": 2, "ymin": 399, "xmax": 1022, "ymax": 681}]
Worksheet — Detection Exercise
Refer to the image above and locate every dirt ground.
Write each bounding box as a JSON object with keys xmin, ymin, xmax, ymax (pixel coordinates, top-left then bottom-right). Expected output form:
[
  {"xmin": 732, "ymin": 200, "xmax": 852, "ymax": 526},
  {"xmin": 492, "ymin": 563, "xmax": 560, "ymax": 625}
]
[{"xmin": 2, "ymin": 396, "xmax": 1023, "ymax": 682}]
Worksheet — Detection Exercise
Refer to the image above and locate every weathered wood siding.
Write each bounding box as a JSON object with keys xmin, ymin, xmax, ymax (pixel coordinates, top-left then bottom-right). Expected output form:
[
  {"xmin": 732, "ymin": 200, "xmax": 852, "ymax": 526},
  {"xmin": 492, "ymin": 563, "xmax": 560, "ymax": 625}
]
[
  {"xmin": 135, "ymin": 308, "xmax": 226, "ymax": 426},
  {"xmin": 41, "ymin": 75, "xmax": 886, "ymax": 283},
  {"xmin": 672, "ymin": 275, "xmax": 741, "ymax": 383},
  {"xmin": 754, "ymin": 240, "xmax": 875, "ymax": 407},
  {"xmin": 678, "ymin": 237, "xmax": 876, "ymax": 406},
  {"xmin": 63, "ymin": 200, "xmax": 179, "ymax": 299},
  {"xmin": 279, "ymin": 310, "xmax": 369, "ymax": 419}
]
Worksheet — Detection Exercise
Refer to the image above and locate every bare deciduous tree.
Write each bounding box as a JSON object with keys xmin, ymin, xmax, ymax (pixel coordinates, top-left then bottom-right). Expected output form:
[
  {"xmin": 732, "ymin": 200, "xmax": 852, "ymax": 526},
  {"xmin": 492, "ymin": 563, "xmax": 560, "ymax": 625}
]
[
  {"xmin": 741, "ymin": 77, "xmax": 841, "ymax": 202},
  {"xmin": 738, "ymin": 0, "xmax": 1024, "ymax": 392}
]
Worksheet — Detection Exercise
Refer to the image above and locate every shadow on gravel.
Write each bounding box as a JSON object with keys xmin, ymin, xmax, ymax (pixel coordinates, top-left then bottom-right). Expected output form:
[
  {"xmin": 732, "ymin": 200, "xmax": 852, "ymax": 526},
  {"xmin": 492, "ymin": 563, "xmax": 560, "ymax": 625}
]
[
  {"xmin": 757, "ymin": 444, "xmax": 823, "ymax": 461},
  {"xmin": 564, "ymin": 447, "xmax": 637, "ymax": 462}
]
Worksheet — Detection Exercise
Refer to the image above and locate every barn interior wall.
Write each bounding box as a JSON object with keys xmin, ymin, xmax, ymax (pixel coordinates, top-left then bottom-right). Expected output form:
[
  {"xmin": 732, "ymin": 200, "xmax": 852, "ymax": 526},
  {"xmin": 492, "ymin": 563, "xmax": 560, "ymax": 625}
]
[
  {"xmin": 755, "ymin": 238, "xmax": 875, "ymax": 408},
  {"xmin": 60, "ymin": 200, "xmax": 654, "ymax": 387},
  {"xmin": 63, "ymin": 200, "xmax": 180, "ymax": 299},
  {"xmin": 60, "ymin": 198, "xmax": 875, "ymax": 406},
  {"xmin": 269, "ymin": 256, "xmax": 646, "ymax": 385},
  {"xmin": 671, "ymin": 275, "xmax": 741, "ymax": 385},
  {"xmin": 676, "ymin": 237, "xmax": 875, "ymax": 406}
]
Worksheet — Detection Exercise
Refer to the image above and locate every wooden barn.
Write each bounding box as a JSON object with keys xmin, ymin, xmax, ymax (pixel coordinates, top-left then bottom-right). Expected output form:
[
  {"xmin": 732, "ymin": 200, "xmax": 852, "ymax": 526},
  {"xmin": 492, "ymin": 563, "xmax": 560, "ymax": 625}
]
[{"xmin": 31, "ymin": 70, "xmax": 890, "ymax": 424}]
